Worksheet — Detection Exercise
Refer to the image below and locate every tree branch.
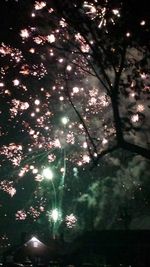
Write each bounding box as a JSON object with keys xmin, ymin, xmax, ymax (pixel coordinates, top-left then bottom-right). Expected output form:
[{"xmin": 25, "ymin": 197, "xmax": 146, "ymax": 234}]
[
  {"xmin": 90, "ymin": 145, "xmax": 119, "ymax": 168},
  {"xmin": 121, "ymin": 140, "xmax": 150, "ymax": 160},
  {"xmin": 64, "ymin": 76, "xmax": 98, "ymax": 154}
]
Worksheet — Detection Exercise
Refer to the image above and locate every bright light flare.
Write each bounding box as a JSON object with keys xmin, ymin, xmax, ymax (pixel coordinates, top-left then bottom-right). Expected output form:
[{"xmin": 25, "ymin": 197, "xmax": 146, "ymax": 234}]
[
  {"xmin": 61, "ymin": 117, "xmax": 69, "ymax": 125},
  {"xmin": 42, "ymin": 167, "xmax": 53, "ymax": 180},
  {"xmin": 50, "ymin": 208, "xmax": 60, "ymax": 222}
]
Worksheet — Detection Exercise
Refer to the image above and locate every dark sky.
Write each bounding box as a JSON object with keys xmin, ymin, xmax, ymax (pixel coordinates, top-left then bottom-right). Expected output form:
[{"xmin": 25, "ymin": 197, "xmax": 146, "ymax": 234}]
[{"xmin": 0, "ymin": 0, "xmax": 32, "ymax": 42}]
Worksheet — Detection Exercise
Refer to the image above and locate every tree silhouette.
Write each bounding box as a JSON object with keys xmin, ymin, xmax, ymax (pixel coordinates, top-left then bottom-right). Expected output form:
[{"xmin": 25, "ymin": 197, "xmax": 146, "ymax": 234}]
[{"xmin": 47, "ymin": 0, "xmax": 150, "ymax": 163}]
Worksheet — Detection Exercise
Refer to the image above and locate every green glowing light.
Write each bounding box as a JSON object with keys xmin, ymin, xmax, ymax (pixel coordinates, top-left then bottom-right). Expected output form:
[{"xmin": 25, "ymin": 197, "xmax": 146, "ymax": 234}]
[
  {"xmin": 61, "ymin": 117, "xmax": 69, "ymax": 125},
  {"xmin": 51, "ymin": 208, "xmax": 60, "ymax": 222},
  {"xmin": 42, "ymin": 167, "xmax": 53, "ymax": 180}
]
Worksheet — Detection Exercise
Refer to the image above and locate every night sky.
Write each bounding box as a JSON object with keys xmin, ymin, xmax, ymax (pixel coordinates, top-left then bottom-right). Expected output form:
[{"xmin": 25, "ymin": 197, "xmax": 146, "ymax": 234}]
[{"xmin": 0, "ymin": 0, "xmax": 150, "ymax": 247}]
